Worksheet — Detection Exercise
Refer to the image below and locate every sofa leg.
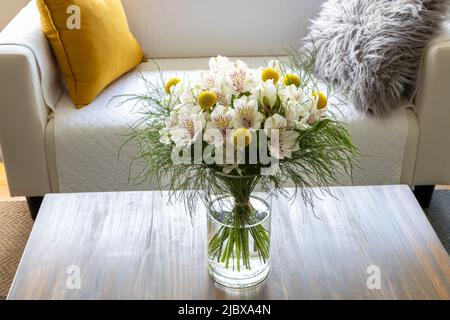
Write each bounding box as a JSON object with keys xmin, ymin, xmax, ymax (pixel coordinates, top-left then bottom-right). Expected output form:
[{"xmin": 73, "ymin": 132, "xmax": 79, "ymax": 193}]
[
  {"xmin": 413, "ymin": 185, "xmax": 435, "ymax": 209},
  {"xmin": 26, "ymin": 196, "xmax": 44, "ymax": 220}
]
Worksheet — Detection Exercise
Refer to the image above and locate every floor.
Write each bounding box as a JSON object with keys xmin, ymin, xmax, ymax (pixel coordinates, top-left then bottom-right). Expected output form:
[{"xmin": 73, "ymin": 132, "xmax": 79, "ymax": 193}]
[
  {"xmin": 0, "ymin": 164, "xmax": 8, "ymax": 199},
  {"xmin": 0, "ymin": 199, "xmax": 33, "ymax": 299},
  {"xmin": 0, "ymin": 164, "xmax": 23, "ymax": 201}
]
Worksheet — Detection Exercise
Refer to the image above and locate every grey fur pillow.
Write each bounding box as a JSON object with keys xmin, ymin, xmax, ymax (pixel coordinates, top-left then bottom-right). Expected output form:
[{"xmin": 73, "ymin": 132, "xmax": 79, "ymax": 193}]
[{"xmin": 305, "ymin": 0, "xmax": 448, "ymax": 116}]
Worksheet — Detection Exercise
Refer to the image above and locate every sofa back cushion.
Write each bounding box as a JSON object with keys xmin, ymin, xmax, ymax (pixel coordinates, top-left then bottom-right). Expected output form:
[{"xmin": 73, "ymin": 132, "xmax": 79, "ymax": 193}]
[
  {"xmin": 122, "ymin": 0, "xmax": 325, "ymax": 58},
  {"xmin": 37, "ymin": 0, "xmax": 144, "ymax": 108}
]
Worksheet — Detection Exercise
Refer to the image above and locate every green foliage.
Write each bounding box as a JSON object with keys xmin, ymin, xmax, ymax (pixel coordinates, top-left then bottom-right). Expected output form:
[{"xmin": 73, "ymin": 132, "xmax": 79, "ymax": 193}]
[{"xmin": 110, "ymin": 53, "xmax": 360, "ymax": 213}]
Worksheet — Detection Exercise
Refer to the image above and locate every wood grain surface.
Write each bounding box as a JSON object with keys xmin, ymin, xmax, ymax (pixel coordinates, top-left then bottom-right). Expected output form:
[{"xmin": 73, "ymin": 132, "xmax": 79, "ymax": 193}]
[{"xmin": 7, "ymin": 185, "xmax": 450, "ymax": 300}]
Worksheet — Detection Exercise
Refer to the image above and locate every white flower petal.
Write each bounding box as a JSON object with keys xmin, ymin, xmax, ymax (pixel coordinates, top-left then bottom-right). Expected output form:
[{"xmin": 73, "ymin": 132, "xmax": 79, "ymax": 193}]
[
  {"xmin": 255, "ymin": 80, "xmax": 278, "ymax": 109},
  {"xmin": 264, "ymin": 114, "xmax": 288, "ymax": 131},
  {"xmin": 233, "ymin": 96, "xmax": 263, "ymax": 129}
]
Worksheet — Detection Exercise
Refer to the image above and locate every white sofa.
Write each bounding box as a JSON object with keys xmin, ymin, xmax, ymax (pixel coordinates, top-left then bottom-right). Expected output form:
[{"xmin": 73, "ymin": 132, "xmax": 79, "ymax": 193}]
[{"xmin": 0, "ymin": 0, "xmax": 450, "ymax": 210}]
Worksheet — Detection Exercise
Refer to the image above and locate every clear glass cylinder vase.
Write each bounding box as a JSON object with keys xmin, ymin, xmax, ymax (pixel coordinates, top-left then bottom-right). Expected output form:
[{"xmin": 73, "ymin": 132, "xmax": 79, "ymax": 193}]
[{"xmin": 207, "ymin": 194, "xmax": 271, "ymax": 288}]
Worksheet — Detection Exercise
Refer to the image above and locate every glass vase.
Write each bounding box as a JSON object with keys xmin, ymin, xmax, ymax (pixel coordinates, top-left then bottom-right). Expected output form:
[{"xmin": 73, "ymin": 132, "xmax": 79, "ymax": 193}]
[{"xmin": 207, "ymin": 175, "xmax": 271, "ymax": 288}]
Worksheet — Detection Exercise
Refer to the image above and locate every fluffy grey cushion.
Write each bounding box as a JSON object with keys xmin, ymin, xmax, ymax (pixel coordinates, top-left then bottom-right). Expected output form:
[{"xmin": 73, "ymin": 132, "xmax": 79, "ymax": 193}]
[{"xmin": 305, "ymin": 0, "xmax": 448, "ymax": 116}]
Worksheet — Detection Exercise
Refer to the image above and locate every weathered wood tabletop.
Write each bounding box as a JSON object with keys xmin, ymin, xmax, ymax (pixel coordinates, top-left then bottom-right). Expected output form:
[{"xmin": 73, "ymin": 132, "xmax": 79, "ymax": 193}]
[{"xmin": 8, "ymin": 185, "xmax": 450, "ymax": 300}]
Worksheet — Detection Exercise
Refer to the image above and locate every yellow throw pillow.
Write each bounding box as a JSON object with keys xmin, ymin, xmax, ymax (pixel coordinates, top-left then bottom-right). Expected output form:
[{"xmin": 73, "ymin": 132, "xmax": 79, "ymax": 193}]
[{"xmin": 37, "ymin": 0, "xmax": 144, "ymax": 108}]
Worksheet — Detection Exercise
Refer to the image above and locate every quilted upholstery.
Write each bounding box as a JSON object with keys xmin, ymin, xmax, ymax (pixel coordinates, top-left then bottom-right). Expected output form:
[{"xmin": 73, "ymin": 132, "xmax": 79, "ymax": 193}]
[{"xmin": 53, "ymin": 58, "xmax": 411, "ymax": 193}]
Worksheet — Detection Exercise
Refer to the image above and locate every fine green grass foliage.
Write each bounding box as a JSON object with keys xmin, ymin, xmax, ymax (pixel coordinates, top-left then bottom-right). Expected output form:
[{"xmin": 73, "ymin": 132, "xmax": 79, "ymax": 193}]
[{"xmin": 110, "ymin": 51, "xmax": 360, "ymax": 273}]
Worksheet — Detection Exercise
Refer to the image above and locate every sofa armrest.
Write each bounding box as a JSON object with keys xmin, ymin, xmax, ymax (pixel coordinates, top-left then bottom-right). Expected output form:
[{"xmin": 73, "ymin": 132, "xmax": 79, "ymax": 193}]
[
  {"xmin": 0, "ymin": 45, "xmax": 52, "ymax": 196},
  {"xmin": 413, "ymin": 30, "xmax": 450, "ymax": 185},
  {"xmin": 0, "ymin": 0, "xmax": 64, "ymax": 110}
]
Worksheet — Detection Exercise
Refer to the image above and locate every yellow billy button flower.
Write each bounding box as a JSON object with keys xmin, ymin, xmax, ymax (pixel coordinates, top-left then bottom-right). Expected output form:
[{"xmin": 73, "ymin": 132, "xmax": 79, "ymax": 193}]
[
  {"xmin": 164, "ymin": 77, "xmax": 181, "ymax": 94},
  {"xmin": 283, "ymin": 74, "xmax": 301, "ymax": 87},
  {"xmin": 197, "ymin": 91, "xmax": 218, "ymax": 111},
  {"xmin": 233, "ymin": 128, "xmax": 252, "ymax": 147},
  {"xmin": 312, "ymin": 91, "xmax": 328, "ymax": 110},
  {"xmin": 261, "ymin": 68, "xmax": 280, "ymax": 84}
]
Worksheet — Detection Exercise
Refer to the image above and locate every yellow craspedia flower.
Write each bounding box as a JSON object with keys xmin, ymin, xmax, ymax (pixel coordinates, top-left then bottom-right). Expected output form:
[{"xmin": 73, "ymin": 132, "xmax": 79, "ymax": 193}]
[
  {"xmin": 261, "ymin": 68, "xmax": 280, "ymax": 84},
  {"xmin": 164, "ymin": 77, "xmax": 181, "ymax": 94},
  {"xmin": 283, "ymin": 74, "xmax": 301, "ymax": 87},
  {"xmin": 312, "ymin": 91, "xmax": 328, "ymax": 110},
  {"xmin": 197, "ymin": 91, "xmax": 218, "ymax": 111},
  {"xmin": 233, "ymin": 128, "xmax": 252, "ymax": 147}
]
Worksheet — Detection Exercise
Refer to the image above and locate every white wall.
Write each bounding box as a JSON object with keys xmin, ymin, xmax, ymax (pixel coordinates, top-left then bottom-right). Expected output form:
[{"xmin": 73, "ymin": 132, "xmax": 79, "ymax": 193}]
[{"xmin": 0, "ymin": 0, "xmax": 30, "ymax": 31}]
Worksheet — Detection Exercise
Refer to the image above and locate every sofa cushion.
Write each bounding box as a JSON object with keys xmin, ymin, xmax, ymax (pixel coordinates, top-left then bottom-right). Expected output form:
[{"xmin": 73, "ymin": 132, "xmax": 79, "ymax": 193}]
[
  {"xmin": 121, "ymin": 0, "xmax": 326, "ymax": 58},
  {"xmin": 306, "ymin": 0, "xmax": 448, "ymax": 117},
  {"xmin": 37, "ymin": 0, "xmax": 144, "ymax": 108},
  {"xmin": 50, "ymin": 57, "xmax": 414, "ymax": 193}
]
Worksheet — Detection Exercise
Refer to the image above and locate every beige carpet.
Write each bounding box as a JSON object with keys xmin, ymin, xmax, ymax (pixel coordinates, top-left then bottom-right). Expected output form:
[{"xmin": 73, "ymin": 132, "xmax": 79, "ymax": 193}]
[{"xmin": 0, "ymin": 200, "xmax": 33, "ymax": 300}]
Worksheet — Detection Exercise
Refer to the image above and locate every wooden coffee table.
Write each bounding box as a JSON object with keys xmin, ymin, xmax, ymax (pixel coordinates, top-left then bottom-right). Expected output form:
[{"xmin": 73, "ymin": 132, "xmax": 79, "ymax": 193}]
[{"xmin": 7, "ymin": 185, "xmax": 450, "ymax": 300}]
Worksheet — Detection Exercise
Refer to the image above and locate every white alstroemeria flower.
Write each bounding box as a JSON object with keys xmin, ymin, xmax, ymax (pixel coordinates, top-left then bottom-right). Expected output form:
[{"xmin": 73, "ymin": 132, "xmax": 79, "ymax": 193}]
[
  {"xmin": 268, "ymin": 130, "xmax": 300, "ymax": 160},
  {"xmin": 228, "ymin": 61, "xmax": 259, "ymax": 94},
  {"xmin": 178, "ymin": 90, "xmax": 195, "ymax": 106},
  {"xmin": 165, "ymin": 111, "xmax": 179, "ymax": 128},
  {"xmin": 204, "ymin": 128, "xmax": 224, "ymax": 147},
  {"xmin": 161, "ymin": 81, "xmax": 189, "ymax": 108},
  {"xmin": 280, "ymin": 94, "xmax": 314, "ymax": 128},
  {"xmin": 284, "ymin": 103, "xmax": 304, "ymax": 127},
  {"xmin": 233, "ymin": 96, "xmax": 264, "ymax": 130},
  {"xmin": 209, "ymin": 56, "xmax": 231, "ymax": 74},
  {"xmin": 212, "ymin": 74, "xmax": 234, "ymax": 106},
  {"xmin": 255, "ymin": 80, "xmax": 278, "ymax": 112},
  {"xmin": 264, "ymin": 114, "xmax": 288, "ymax": 132},
  {"xmin": 286, "ymin": 98, "xmax": 315, "ymax": 130},
  {"xmin": 172, "ymin": 104, "xmax": 184, "ymax": 112},
  {"xmin": 294, "ymin": 115, "xmax": 311, "ymax": 131},
  {"xmin": 200, "ymin": 70, "xmax": 233, "ymax": 106},
  {"xmin": 209, "ymin": 105, "xmax": 236, "ymax": 131},
  {"xmin": 204, "ymin": 105, "xmax": 236, "ymax": 146},
  {"xmin": 212, "ymin": 89, "xmax": 232, "ymax": 106},
  {"xmin": 307, "ymin": 95, "xmax": 327, "ymax": 124},
  {"xmin": 280, "ymin": 85, "xmax": 305, "ymax": 104},
  {"xmin": 200, "ymin": 71, "xmax": 216, "ymax": 90},
  {"xmin": 171, "ymin": 129, "xmax": 199, "ymax": 149},
  {"xmin": 178, "ymin": 82, "xmax": 202, "ymax": 105},
  {"xmin": 159, "ymin": 128, "xmax": 172, "ymax": 145},
  {"xmin": 264, "ymin": 115, "xmax": 299, "ymax": 159},
  {"xmin": 170, "ymin": 104, "xmax": 205, "ymax": 147},
  {"xmin": 242, "ymin": 72, "xmax": 260, "ymax": 94},
  {"xmin": 177, "ymin": 104, "xmax": 204, "ymax": 119}
]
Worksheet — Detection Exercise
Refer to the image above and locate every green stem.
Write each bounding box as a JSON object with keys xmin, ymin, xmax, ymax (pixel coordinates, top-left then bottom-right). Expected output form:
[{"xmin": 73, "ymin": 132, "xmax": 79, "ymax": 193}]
[{"xmin": 208, "ymin": 175, "xmax": 270, "ymax": 272}]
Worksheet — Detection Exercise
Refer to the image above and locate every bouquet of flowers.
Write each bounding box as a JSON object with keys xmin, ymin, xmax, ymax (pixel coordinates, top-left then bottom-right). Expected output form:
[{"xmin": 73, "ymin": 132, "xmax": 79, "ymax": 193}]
[{"xmin": 114, "ymin": 53, "xmax": 358, "ymax": 288}]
